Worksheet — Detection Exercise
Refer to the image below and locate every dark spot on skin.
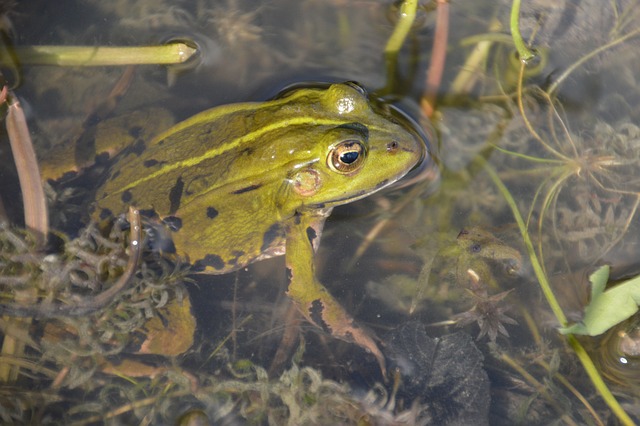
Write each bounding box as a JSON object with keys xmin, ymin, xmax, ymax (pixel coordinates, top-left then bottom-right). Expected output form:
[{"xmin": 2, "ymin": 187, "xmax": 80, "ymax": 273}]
[
  {"xmin": 261, "ymin": 223, "xmax": 283, "ymax": 252},
  {"xmin": 232, "ymin": 184, "xmax": 262, "ymax": 194},
  {"xmin": 128, "ymin": 126, "xmax": 143, "ymax": 138},
  {"xmin": 309, "ymin": 299, "xmax": 332, "ymax": 333},
  {"xmin": 157, "ymin": 311, "xmax": 170, "ymax": 327},
  {"xmin": 162, "ymin": 215, "xmax": 183, "ymax": 231},
  {"xmin": 344, "ymin": 331, "xmax": 355, "ymax": 341},
  {"xmin": 310, "ymin": 203, "xmax": 325, "ymax": 209},
  {"xmin": 145, "ymin": 221, "xmax": 176, "ymax": 253},
  {"xmin": 241, "ymin": 147, "xmax": 254, "ymax": 156},
  {"xmin": 191, "ymin": 263, "xmax": 205, "ymax": 272},
  {"xmin": 130, "ymin": 139, "xmax": 146, "ymax": 156},
  {"xmin": 374, "ymin": 179, "xmax": 389, "ymax": 190},
  {"xmin": 227, "ymin": 250, "xmax": 245, "ymax": 267},
  {"xmin": 94, "ymin": 152, "xmax": 110, "ymax": 165},
  {"xmin": 206, "ymin": 207, "xmax": 219, "ymax": 219},
  {"xmin": 99, "ymin": 208, "xmax": 113, "ymax": 220},
  {"xmin": 168, "ymin": 176, "xmax": 184, "ymax": 215},
  {"xmin": 111, "ymin": 170, "xmax": 120, "ymax": 180},
  {"xmin": 194, "ymin": 254, "xmax": 225, "ymax": 271},
  {"xmin": 161, "ymin": 240, "xmax": 176, "ymax": 254},
  {"xmin": 286, "ymin": 267, "xmax": 293, "ymax": 287},
  {"xmin": 138, "ymin": 208, "xmax": 158, "ymax": 219},
  {"xmin": 143, "ymin": 159, "xmax": 159, "ymax": 168},
  {"xmin": 59, "ymin": 170, "xmax": 78, "ymax": 181},
  {"xmin": 306, "ymin": 226, "xmax": 317, "ymax": 245},
  {"xmin": 293, "ymin": 212, "xmax": 302, "ymax": 225},
  {"xmin": 121, "ymin": 190, "xmax": 133, "ymax": 203}
]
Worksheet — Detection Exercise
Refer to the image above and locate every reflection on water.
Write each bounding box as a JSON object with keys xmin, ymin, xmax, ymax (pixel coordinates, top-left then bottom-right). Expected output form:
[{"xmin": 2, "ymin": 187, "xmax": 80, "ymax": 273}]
[{"xmin": 1, "ymin": 0, "xmax": 640, "ymax": 424}]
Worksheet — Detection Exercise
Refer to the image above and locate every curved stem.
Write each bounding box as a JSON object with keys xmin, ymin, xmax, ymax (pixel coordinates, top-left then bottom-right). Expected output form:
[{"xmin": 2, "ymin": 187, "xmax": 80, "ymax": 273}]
[
  {"xmin": 482, "ymin": 159, "xmax": 634, "ymax": 426},
  {"xmin": 510, "ymin": 0, "xmax": 536, "ymax": 62},
  {"xmin": 547, "ymin": 27, "xmax": 640, "ymax": 96}
]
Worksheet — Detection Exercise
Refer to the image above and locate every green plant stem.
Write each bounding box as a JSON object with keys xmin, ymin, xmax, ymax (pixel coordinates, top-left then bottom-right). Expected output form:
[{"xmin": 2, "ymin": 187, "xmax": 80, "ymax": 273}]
[
  {"xmin": 483, "ymin": 160, "xmax": 566, "ymax": 325},
  {"xmin": 481, "ymin": 158, "xmax": 635, "ymax": 426},
  {"xmin": 459, "ymin": 32, "xmax": 514, "ymax": 47},
  {"xmin": 547, "ymin": 27, "xmax": 640, "ymax": 96},
  {"xmin": 510, "ymin": 0, "xmax": 535, "ymax": 62},
  {"xmin": 384, "ymin": 0, "xmax": 418, "ymax": 56},
  {"xmin": 567, "ymin": 334, "xmax": 635, "ymax": 426},
  {"xmin": 380, "ymin": 0, "xmax": 418, "ymax": 94},
  {"xmin": 6, "ymin": 43, "xmax": 197, "ymax": 67}
]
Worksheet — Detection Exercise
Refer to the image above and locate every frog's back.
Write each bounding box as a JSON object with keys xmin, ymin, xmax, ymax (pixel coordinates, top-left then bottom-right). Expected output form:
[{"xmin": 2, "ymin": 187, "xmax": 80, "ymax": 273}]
[
  {"xmin": 93, "ymin": 105, "xmax": 298, "ymax": 272},
  {"xmin": 93, "ymin": 83, "xmax": 426, "ymax": 273}
]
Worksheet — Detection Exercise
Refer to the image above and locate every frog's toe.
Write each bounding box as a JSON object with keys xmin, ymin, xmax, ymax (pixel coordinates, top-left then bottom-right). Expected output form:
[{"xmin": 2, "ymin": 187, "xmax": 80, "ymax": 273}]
[
  {"xmin": 305, "ymin": 298, "xmax": 386, "ymax": 375},
  {"xmin": 345, "ymin": 325, "xmax": 387, "ymax": 377}
]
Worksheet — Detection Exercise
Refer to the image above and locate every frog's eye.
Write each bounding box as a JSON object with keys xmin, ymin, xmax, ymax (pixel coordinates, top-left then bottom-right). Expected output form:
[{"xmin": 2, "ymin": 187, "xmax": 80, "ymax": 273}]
[
  {"xmin": 470, "ymin": 243, "xmax": 482, "ymax": 253},
  {"xmin": 328, "ymin": 140, "xmax": 366, "ymax": 174}
]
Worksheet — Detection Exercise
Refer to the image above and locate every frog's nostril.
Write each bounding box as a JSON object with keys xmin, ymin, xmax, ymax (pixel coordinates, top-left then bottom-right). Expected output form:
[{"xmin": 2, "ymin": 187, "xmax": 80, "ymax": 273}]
[{"xmin": 386, "ymin": 141, "xmax": 399, "ymax": 153}]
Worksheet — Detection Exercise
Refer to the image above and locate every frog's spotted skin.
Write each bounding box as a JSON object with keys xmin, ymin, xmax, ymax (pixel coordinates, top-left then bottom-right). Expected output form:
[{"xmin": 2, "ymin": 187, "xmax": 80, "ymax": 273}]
[{"xmin": 94, "ymin": 82, "xmax": 427, "ymax": 373}]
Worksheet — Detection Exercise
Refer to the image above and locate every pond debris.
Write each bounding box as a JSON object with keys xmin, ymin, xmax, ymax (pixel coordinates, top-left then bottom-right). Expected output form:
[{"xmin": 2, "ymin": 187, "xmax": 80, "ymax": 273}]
[
  {"xmin": 453, "ymin": 271, "xmax": 517, "ymax": 342},
  {"xmin": 383, "ymin": 322, "xmax": 490, "ymax": 426},
  {"xmin": 0, "ymin": 213, "xmax": 193, "ymax": 372},
  {"xmin": 0, "ymin": 208, "xmax": 143, "ymax": 318}
]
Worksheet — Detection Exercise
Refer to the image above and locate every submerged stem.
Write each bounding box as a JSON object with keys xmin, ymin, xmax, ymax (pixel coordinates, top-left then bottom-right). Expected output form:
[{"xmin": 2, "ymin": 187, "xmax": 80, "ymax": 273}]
[
  {"xmin": 6, "ymin": 43, "xmax": 197, "ymax": 67},
  {"xmin": 482, "ymin": 159, "xmax": 634, "ymax": 426},
  {"xmin": 509, "ymin": 0, "xmax": 535, "ymax": 62}
]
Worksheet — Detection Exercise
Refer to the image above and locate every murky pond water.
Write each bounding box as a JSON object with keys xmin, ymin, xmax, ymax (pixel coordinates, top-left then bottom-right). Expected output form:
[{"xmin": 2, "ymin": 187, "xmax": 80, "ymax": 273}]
[{"xmin": 1, "ymin": 0, "xmax": 640, "ymax": 424}]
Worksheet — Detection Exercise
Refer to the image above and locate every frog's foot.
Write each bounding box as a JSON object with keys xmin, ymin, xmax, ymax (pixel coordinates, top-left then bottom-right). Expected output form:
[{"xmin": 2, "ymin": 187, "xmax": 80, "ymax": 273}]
[
  {"xmin": 328, "ymin": 315, "xmax": 387, "ymax": 377},
  {"xmin": 293, "ymin": 291, "xmax": 387, "ymax": 376},
  {"xmin": 285, "ymin": 214, "xmax": 387, "ymax": 376}
]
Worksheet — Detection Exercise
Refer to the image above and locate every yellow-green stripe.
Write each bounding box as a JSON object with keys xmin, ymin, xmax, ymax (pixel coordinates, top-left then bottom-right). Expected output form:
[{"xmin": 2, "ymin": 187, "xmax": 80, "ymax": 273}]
[{"xmin": 117, "ymin": 117, "xmax": 388, "ymax": 194}]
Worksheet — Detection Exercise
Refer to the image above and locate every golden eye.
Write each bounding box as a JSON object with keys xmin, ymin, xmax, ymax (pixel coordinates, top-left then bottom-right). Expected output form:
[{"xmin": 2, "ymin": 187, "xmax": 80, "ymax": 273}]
[{"xmin": 328, "ymin": 140, "xmax": 366, "ymax": 174}]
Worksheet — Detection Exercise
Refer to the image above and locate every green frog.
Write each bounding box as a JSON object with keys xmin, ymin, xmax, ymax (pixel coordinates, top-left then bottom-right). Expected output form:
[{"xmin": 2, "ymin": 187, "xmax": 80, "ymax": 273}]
[
  {"xmin": 412, "ymin": 227, "xmax": 522, "ymax": 311},
  {"xmin": 89, "ymin": 82, "xmax": 426, "ymax": 372}
]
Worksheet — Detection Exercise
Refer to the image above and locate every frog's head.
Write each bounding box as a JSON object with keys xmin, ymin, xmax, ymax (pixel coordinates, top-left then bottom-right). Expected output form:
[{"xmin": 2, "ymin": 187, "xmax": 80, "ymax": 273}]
[{"xmin": 279, "ymin": 82, "xmax": 428, "ymax": 211}]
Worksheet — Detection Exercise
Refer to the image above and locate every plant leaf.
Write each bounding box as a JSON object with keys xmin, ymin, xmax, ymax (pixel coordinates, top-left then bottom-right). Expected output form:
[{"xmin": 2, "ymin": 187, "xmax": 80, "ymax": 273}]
[{"xmin": 560, "ymin": 265, "xmax": 640, "ymax": 336}]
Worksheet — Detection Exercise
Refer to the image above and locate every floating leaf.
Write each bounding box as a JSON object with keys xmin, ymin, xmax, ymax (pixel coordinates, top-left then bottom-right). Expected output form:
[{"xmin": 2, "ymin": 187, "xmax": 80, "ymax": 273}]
[{"xmin": 560, "ymin": 265, "xmax": 640, "ymax": 336}]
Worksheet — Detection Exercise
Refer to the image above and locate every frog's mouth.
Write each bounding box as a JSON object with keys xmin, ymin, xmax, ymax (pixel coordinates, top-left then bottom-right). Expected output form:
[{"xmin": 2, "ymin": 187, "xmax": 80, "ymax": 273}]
[
  {"xmin": 389, "ymin": 150, "xmax": 441, "ymax": 193},
  {"xmin": 305, "ymin": 175, "xmax": 403, "ymax": 209},
  {"xmin": 377, "ymin": 99, "xmax": 440, "ymax": 193}
]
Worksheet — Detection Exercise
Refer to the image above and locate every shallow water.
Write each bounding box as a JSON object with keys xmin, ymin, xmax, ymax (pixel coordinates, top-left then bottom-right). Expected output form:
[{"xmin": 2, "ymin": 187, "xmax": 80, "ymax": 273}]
[{"xmin": 2, "ymin": 0, "xmax": 640, "ymax": 424}]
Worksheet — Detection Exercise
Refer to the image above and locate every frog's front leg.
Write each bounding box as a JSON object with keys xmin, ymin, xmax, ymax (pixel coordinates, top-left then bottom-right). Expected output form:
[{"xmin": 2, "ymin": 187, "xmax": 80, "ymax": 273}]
[{"xmin": 285, "ymin": 213, "xmax": 386, "ymax": 374}]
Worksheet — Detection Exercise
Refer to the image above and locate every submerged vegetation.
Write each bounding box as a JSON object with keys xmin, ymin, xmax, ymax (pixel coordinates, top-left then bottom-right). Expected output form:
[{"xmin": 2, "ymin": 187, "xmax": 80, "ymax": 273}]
[{"xmin": 1, "ymin": 0, "xmax": 640, "ymax": 424}]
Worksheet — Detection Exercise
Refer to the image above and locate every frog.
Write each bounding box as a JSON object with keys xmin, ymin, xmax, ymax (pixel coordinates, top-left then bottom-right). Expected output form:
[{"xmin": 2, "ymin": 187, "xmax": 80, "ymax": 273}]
[
  {"xmin": 411, "ymin": 227, "xmax": 522, "ymax": 312},
  {"xmin": 88, "ymin": 82, "xmax": 426, "ymax": 373}
]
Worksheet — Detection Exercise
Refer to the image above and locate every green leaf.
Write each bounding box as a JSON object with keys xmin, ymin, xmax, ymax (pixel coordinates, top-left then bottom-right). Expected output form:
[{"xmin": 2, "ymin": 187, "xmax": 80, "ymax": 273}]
[{"xmin": 560, "ymin": 265, "xmax": 640, "ymax": 336}]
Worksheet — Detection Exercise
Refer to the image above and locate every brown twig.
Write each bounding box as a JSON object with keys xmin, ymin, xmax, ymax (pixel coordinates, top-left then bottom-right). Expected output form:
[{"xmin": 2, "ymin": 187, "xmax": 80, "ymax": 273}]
[
  {"xmin": 421, "ymin": 0, "xmax": 449, "ymax": 117},
  {"xmin": 5, "ymin": 90, "xmax": 48, "ymax": 245}
]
